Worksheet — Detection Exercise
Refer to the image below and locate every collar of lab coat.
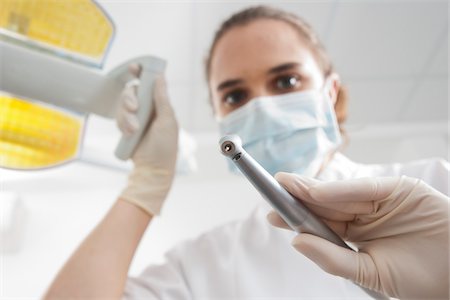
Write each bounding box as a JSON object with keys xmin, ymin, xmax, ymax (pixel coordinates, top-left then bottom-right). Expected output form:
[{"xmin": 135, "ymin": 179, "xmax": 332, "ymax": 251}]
[{"xmin": 317, "ymin": 152, "xmax": 360, "ymax": 181}]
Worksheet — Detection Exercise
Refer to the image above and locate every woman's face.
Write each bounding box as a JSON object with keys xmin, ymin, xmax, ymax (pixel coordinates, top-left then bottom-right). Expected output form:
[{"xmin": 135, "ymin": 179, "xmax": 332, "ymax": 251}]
[{"xmin": 209, "ymin": 19, "xmax": 331, "ymax": 118}]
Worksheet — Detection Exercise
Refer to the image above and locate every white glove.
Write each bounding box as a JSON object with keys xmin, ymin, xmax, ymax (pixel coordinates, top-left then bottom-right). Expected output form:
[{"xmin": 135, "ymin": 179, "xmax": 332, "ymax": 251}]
[
  {"xmin": 117, "ymin": 65, "xmax": 178, "ymax": 216},
  {"xmin": 268, "ymin": 174, "xmax": 449, "ymax": 299}
]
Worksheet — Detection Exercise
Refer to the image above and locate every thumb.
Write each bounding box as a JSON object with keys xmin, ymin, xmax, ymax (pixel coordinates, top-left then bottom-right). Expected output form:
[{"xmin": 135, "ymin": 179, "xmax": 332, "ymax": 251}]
[
  {"xmin": 309, "ymin": 177, "xmax": 400, "ymax": 203},
  {"xmin": 292, "ymin": 233, "xmax": 357, "ymax": 281},
  {"xmin": 274, "ymin": 172, "xmax": 318, "ymax": 203}
]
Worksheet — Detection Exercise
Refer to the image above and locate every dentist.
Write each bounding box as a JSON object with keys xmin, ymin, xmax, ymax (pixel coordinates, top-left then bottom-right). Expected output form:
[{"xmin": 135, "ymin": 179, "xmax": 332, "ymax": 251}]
[{"xmin": 44, "ymin": 6, "xmax": 449, "ymax": 299}]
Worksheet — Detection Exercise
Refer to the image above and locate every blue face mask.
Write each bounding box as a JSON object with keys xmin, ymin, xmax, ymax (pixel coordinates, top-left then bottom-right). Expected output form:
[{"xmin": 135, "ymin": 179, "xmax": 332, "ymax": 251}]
[{"xmin": 218, "ymin": 88, "xmax": 342, "ymax": 176}]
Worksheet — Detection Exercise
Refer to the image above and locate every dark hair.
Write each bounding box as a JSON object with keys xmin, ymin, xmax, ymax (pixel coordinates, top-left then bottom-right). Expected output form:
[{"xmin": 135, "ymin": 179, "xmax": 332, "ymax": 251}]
[{"xmin": 205, "ymin": 5, "xmax": 349, "ymax": 127}]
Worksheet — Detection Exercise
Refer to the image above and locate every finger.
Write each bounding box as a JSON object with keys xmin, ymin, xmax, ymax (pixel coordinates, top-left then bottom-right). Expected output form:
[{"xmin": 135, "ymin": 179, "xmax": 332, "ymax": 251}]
[
  {"xmin": 292, "ymin": 233, "xmax": 357, "ymax": 281},
  {"xmin": 276, "ymin": 173, "xmax": 399, "ymax": 204},
  {"xmin": 304, "ymin": 203, "xmax": 356, "ymax": 221},
  {"xmin": 267, "ymin": 211, "xmax": 291, "ymax": 230},
  {"xmin": 267, "ymin": 210, "xmax": 348, "ymax": 238},
  {"xmin": 338, "ymin": 201, "xmax": 373, "ymax": 214},
  {"xmin": 275, "ymin": 173, "xmax": 373, "ymax": 214},
  {"xmin": 117, "ymin": 110, "xmax": 140, "ymax": 136},
  {"xmin": 301, "ymin": 197, "xmax": 373, "ymax": 214},
  {"xmin": 303, "ymin": 201, "xmax": 375, "ymax": 215},
  {"xmin": 126, "ymin": 64, "xmax": 142, "ymax": 96},
  {"xmin": 275, "ymin": 172, "xmax": 315, "ymax": 203},
  {"xmin": 322, "ymin": 220, "xmax": 348, "ymax": 237},
  {"xmin": 354, "ymin": 252, "xmax": 381, "ymax": 293},
  {"xmin": 309, "ymin": 177, "xmax": 400, "ymax": 203},
  {"xmin": 121, "ymin": 87, "xmax": 139, "ymax": 112},
  {"xmin": 128, "ymin": 64, "xmax": 142, "ymax": 78},
  {"xmin": 311, "ymin": 201, "xmax": 373, "ymax": 214}
]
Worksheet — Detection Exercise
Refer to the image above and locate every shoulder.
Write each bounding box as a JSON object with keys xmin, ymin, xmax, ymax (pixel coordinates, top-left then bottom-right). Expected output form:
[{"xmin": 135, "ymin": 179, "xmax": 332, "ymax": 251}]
[
  {"xmin": 400, "ymin": 157, "xmax": 449, "ymax": 176},
  {"xmin": 358, "ymin": 157, "xmax": 449, "ymax": 195},
  {"xmin": 330, "ymin": 153, "xmax": 449, "ymax": 195},
  {"xmin": 395, "ymin": 157, "xmax": 449, "ymax": 196}
]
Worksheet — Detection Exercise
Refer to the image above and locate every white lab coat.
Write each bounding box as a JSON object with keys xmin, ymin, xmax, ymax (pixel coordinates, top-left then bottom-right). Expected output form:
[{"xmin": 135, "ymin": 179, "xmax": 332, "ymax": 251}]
[{"xmin": 123, "ymin": 153, "xmax": 449, "ymax": 299}]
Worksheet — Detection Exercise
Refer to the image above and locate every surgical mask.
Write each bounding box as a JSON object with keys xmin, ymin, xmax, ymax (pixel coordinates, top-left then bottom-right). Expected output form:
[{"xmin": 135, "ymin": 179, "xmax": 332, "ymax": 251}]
[{"xmin": 218, "ymin": 88, "xmax": 342, "ymax": 176}]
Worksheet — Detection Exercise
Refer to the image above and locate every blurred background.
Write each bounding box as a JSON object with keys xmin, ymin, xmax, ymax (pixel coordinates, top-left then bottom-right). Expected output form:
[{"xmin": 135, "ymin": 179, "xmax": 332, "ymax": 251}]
[{"xmin": 1, "ymin": 0, "xmax": 448, "ymax": 298}]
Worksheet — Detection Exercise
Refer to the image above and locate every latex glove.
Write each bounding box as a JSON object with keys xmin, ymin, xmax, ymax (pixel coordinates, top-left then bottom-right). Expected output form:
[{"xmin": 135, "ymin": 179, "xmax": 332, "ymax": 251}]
[
  {"xmin": 268, "ymin": 174, "xmax": 449, "ymax": 299},
  {"xmin": 117, "ymin": 65, "xmax": 178, "ymax": 216}
]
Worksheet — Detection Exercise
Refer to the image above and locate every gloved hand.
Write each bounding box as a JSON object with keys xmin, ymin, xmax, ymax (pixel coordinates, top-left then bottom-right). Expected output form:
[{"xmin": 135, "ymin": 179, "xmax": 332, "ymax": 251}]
[
  {"xmin": 117, "ymin": 65, "xmax": 178, "ymax": 216},
  {"xmin": 268, "ymin": 174, "xmax": 449, "ymax": 299}
]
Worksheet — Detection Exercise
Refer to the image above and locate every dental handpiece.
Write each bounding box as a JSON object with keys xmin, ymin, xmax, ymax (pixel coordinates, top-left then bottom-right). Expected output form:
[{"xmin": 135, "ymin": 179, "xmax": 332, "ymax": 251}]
[
  {"xmin": 219, "ymin": 134, "xmax": 347, "ymax": 246},
  {"xmin": 219, "ymin": 134, "xmax": 387, "ymax": 300}
]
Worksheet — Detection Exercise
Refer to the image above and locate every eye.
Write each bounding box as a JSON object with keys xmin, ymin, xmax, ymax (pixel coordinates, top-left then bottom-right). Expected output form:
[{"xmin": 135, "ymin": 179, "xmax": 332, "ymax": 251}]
[
  {"xmin": 223, "ymin": 89, "xmax": 248, "ymax": 107},
  {"xmin": 274, "ymin": 75, "xmax": 300, "ymax": 91}
]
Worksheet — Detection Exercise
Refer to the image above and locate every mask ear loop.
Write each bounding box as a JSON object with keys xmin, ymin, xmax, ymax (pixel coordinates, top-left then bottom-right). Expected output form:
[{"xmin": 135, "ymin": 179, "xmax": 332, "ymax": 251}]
[
  {"xmin": 321, "ymin": 76, "xmax": 335, "ymax": 101},
  {"xmin": 322, "ymin": 76, "xmax": 331, "ymax": 89},
  {"xmin": 314, "ymin": 75, "xmax": 343, "ymax": 178}
]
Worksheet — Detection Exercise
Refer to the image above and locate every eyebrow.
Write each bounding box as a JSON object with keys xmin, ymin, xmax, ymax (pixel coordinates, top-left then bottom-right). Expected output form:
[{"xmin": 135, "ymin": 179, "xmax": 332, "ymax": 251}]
[
  {"xmin": 268, "ymin": 62, "xmax": 301, "ymax": 74},
  {"xmin": 217, "ymin": 79, "xmax": 244, "ymax": 91},
  {"xmin": 216, "ymin": 62, "xmax": 301, "ymax": 91}
]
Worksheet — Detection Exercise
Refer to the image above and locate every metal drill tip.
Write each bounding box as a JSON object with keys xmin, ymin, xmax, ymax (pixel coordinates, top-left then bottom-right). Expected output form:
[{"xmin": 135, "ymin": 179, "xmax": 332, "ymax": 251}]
[{"xmin": 219, "ymin": 134, "xmax": 242, "ymax": 157}]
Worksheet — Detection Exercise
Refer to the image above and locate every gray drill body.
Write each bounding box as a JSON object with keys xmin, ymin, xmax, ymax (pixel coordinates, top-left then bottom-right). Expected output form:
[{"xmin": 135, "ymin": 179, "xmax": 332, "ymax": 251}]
[{"xmin": 234, "ymin": 151, "xmax": 349, "ymax": 249}]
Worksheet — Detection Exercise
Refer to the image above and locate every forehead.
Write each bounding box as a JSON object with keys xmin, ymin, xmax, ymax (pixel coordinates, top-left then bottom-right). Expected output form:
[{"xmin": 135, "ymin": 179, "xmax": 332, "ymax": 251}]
[{"xmin": 210, "ymin": 19, "xmax": 318, "ymax": 85}]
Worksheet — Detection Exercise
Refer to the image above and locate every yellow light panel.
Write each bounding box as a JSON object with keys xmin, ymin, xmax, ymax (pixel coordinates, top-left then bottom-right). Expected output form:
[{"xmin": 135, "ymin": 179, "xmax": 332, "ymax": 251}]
[
  {"xmin": 0, "ymin": 0, "xmax": 114, "ymax": 62},
  {"xmin": 0, "ymin": 94, "xmax": 84, "ymax": 169}
]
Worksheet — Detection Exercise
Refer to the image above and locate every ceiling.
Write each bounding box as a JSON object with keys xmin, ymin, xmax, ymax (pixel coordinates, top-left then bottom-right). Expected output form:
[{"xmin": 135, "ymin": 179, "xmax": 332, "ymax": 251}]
[
  {"xmin": 97, "ymin": 0, "xmax": 448, "ymax": 133},
  {"xmin": 63, "ymin": 0, "xmax": 448, "ymax": 173}
]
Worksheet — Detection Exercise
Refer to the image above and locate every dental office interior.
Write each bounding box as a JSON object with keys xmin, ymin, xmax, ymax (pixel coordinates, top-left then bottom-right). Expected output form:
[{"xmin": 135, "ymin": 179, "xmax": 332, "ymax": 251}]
[{"xmin": 0, "ymin": 0, "xmax": 448, "ymax": 298}]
